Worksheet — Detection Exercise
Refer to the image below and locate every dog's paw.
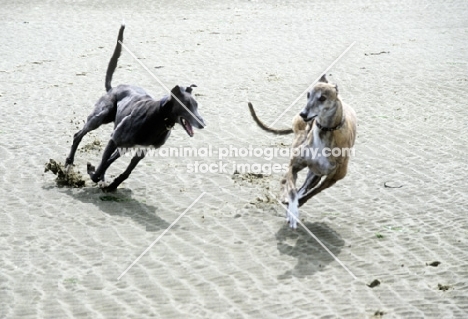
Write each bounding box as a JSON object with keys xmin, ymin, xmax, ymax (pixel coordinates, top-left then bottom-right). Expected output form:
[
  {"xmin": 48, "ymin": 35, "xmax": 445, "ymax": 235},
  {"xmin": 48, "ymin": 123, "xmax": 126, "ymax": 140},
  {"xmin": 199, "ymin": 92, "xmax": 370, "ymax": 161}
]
[
  {"xmin": 98, "ymin": 180, "xmax": 109, "ymax": 188},
  {"xmin": 98, "ymin": 181, "xmax": 117, "ymax": 193},
  {"xmin": 100, "ymin": 180, "xmax": 118, "ymax": 193},
  {"xmin": 101, "ymin": 185, "xmax": 117, "ymax": 193},
  {"xmin": 87, "ymin": 162, "xmax": 101, "ymax": 183},
  {"xmin": 286, "ymin": 215, "xmax": 298, "ymax": 230},
  {"xmin": 65, "ymin": 157, "xmax": 73, "ymax": 166},
  {"xmin": 64, "ymin": 164, "xmax": 73, "ymax": 175},
  {"xmin": 87, "ymin": 162, "xmax": 95, "ymax": 174},
  {"xmin": 286, "ymin": 198, "xmax": 299, "ymax": 229},
  {"xmin": 287, "ymin": 214, "xmax": 298, "ymax": 229}
]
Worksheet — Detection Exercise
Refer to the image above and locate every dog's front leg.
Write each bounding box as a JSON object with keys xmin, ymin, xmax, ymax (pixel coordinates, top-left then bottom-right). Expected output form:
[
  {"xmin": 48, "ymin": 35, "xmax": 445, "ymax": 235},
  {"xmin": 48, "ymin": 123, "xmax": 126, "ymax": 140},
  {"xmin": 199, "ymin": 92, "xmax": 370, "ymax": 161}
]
[
  {"xmin": 98, "ymin": 150, "xmax": 121, "ymax": 182},
  {"xmin": 102, "ymin": 153, "xmax": 145, "ymax": 192},
  {"xmin": 66, "ymin": 127, "xmax": 93, "ymax": 169},
  {"xmin": 87, "ymin": 139, "xmax": 117, "ymax": 183},
  {"xmin": 283, "ymin": 161, "xmax": 307, "ymax": 229}
]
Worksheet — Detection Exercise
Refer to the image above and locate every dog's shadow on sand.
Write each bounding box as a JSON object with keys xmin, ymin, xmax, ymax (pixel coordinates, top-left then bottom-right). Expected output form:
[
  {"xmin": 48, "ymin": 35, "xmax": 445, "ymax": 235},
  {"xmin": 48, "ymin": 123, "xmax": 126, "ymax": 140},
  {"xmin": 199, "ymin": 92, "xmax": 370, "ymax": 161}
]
[
  {"xmin": 54, "ymin": 186, "xmax": 171, "ymax": 232},
  {"xmin": 275, "ymin": 221, "xmax": 345, "ymax": 279}
]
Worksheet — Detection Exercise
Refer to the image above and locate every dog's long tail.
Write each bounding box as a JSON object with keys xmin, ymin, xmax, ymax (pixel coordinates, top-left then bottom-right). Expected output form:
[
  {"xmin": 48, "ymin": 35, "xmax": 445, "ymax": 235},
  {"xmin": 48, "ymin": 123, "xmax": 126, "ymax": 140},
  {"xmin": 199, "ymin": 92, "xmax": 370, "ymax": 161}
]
[
  {"xmin": 248, "ymin": 102, "xmax": 293, "ymax": 135},
  {"xmin": 105, "ymin": 23, "xmax": 125, "ymax": 92}
]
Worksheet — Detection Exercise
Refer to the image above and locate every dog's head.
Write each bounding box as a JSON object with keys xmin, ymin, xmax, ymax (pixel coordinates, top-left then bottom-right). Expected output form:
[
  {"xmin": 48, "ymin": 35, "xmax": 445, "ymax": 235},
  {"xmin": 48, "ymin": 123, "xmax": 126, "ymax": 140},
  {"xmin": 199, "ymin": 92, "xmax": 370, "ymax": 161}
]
[
  {"xmin": 169, "ymin": 84, "xmax": 205, "ymax": 137},
  {"xmin": 300, "ymin": 75, "xmax": 339, "ymax": 122}
]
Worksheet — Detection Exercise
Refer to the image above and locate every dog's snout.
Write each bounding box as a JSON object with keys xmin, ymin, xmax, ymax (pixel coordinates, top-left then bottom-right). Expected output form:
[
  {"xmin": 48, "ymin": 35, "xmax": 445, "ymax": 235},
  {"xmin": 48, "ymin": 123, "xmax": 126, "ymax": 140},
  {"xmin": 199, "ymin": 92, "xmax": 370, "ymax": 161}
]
[
  {"xmin": 299, "ymin": 112, "xmax": 307, "ymax": 120},
  {"xmin": 196, "ymin": 117, "xmax": 206, "ymax": 129}
]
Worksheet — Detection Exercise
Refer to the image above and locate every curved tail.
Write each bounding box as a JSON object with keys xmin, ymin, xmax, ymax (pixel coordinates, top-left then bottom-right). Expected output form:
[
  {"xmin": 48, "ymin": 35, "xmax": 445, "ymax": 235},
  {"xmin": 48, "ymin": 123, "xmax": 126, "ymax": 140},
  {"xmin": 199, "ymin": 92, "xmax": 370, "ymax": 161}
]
[
  {"xmin": 105, "ymin": 24, "xmax": 125, "ymax": 92},
  {"xmin": 248, "ymin": 102, "xmax": 293, "ymax": 135}
]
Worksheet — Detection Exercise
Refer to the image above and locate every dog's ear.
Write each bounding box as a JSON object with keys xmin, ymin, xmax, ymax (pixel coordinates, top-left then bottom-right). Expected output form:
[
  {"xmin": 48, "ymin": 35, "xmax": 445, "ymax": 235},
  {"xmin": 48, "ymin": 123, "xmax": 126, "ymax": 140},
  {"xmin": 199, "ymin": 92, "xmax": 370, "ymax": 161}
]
[
  {"xmin": 171, "ymin": 85, "xmax": 181, "ymax": 96},
  {"xmin": 185, "ymin": 84, "xmax": 197, "ymax": 94},
  {"xmin": 318, "ymin": 74, "xmax": 328, "ymax": 83}
]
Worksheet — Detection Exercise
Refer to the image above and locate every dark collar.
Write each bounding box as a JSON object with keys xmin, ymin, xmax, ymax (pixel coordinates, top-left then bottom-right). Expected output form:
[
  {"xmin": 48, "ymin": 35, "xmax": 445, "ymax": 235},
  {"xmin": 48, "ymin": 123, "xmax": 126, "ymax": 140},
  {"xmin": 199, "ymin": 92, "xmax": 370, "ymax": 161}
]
[
  {"xmin": 316, "ymin": 117, "xmax": 345, "ymax": 131},
  {"xmin": 160, "ymin": 95, "xmax": 175, "ymax": 130}
]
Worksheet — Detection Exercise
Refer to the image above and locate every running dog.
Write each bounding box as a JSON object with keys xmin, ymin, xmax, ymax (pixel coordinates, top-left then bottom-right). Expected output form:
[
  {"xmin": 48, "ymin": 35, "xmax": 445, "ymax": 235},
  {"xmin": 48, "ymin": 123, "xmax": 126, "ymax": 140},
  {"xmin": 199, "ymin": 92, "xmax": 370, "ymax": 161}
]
[
  {"xmin": 248, "ymin": 75, "xmax": 356, "ymax": 228},
  {"xmin": 65, "ymin": 24, "xmax": 205, "ymax": 191}
]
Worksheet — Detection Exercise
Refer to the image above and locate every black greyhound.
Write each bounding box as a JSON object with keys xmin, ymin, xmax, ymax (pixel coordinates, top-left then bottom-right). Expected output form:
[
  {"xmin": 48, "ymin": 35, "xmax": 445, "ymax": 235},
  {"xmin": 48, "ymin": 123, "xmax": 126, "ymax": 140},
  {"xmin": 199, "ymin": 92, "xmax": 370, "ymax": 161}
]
[{"xmin": 65, "ymin": 24, "xmax": 205, "ymax": 191}]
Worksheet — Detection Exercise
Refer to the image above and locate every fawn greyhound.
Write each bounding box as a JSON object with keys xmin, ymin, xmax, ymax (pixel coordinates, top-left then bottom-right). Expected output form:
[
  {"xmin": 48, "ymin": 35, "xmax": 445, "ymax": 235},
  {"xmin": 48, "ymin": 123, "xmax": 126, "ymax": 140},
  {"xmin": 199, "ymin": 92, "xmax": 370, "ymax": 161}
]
[
  {"xmin": 248, "ymin": 75, "xmax": 356, "ymax": 228},
  {"xmin": 65, "ymin": 24, "xmax": 205, "ymax": 191}
]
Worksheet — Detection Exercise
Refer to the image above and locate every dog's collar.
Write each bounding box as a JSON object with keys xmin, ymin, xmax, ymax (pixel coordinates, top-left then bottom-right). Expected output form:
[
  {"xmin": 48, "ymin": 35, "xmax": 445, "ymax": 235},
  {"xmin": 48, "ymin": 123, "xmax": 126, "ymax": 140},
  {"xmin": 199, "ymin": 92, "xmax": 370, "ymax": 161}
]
[
  {"xmin": 160, "ymin": 96, "xmax": 174, "ymax": 130},
  {"xmin": 316, "ymin": 117, "xmax": 345, "ymax": 131}
]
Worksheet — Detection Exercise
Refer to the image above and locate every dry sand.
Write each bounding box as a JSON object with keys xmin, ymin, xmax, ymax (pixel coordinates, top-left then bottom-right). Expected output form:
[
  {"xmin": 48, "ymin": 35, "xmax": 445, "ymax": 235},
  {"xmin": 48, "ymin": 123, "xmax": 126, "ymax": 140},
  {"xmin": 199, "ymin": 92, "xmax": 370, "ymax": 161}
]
[{"xmin": 1, "ymin": 0, "xmax": 468, "ymax": 318}]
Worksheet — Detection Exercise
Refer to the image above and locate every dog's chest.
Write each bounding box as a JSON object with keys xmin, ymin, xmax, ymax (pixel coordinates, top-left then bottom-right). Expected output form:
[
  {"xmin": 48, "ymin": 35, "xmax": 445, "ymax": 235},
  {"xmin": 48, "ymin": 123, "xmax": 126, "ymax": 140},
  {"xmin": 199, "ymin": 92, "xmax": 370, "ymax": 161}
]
[
  {"xmin": 306, "ymin": 129, "xmax": 336, "ymax": 175},
  {"xmin": 138, "ymin": 126, "xmax": 171, "ymax": 147}
]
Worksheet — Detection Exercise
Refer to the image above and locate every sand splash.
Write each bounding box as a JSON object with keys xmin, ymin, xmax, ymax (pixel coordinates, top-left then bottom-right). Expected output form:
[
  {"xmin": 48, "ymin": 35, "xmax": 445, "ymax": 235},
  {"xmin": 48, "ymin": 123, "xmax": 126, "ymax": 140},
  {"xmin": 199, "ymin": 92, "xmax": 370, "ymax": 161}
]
[{"xmin": 44, "ymin": 159, "xmax": 86, "ymax": 188}]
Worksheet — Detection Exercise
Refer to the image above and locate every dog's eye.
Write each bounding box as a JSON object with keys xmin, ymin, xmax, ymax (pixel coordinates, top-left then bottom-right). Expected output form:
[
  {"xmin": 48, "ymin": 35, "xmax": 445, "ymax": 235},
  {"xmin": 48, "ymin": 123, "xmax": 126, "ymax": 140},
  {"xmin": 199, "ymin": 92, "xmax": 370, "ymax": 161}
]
[{"xmin": 318, "ymin": 96, "xmax": 327, "ymax": 102}]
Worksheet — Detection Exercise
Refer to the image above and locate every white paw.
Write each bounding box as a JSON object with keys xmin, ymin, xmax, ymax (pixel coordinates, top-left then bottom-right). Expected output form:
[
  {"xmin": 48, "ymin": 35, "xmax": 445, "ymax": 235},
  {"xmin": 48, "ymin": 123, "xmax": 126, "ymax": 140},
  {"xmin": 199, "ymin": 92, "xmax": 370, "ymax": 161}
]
[
  {"xmin": 286, "ymin": 197, "xmax": 299, "ymax": 229},
  {"xmin": 98, "ymin": 180, "xmax": 109, "ymax": 188}
]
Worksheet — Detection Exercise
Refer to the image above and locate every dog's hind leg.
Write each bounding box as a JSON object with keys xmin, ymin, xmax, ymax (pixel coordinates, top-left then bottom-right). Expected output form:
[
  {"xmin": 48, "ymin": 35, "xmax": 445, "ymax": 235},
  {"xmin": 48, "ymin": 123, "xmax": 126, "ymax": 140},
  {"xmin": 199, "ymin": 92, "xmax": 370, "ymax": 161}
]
[
  {"xmin": 297, "ymin": 170, "xmax": 321, "ymax": 198},
  {"xmin": 298, "ymin": 176, "xmax": 337, "ymax": 207},
  {"xmin": 65, "ymin": 96, "xmax": 116, "ymax": 167},
  {"xmin": 102, "ymin": 153, "xmax": 145, "ymax": 192},
  {"xmin": 298, "ymin": 163, "xmax": 348, "ymax": 207}
]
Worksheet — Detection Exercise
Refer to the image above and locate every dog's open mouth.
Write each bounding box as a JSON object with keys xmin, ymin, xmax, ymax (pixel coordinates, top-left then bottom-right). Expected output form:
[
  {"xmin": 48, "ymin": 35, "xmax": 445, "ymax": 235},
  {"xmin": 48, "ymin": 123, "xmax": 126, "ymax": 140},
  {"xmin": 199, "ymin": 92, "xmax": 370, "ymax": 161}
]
[
  {"xmin": 303, "ymin": 115, "xmax": 317, "ymax": 122},
  {"xmin": 180, "ymin": 117, "xmax": 194, "ymax": 137}
]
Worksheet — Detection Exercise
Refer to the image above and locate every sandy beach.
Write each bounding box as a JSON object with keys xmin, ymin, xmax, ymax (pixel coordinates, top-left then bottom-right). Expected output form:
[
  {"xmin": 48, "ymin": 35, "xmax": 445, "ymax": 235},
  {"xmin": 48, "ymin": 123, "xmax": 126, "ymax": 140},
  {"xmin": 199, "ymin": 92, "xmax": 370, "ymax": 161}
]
[{"xmin": 1, "ymin": 0, "xmax": 467, "ymax": 317}]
